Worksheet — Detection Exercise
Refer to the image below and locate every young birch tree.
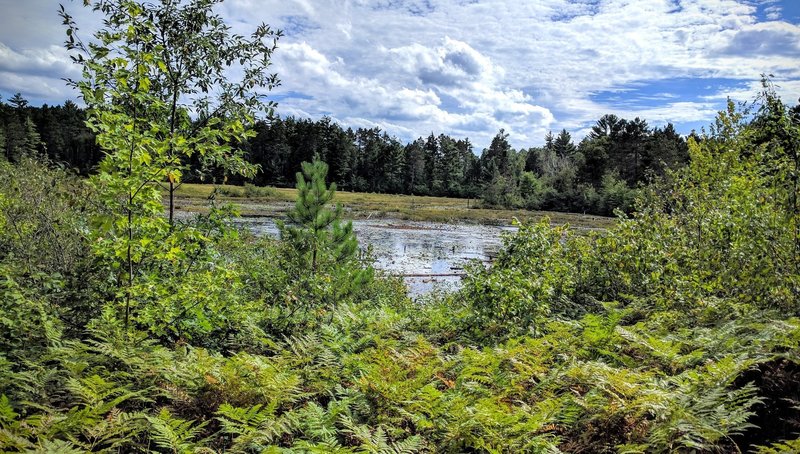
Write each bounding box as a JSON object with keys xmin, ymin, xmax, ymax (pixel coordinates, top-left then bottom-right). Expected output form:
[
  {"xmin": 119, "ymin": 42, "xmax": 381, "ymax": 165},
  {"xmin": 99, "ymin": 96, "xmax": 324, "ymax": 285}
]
[{"xmin": 61, "ymin": 0, "xmax": 280, "ymax": 328}]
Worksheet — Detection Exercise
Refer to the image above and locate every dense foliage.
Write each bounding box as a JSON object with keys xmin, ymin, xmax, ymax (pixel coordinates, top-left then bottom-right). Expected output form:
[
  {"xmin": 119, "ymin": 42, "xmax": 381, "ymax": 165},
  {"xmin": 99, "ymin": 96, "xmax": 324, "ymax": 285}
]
[
  {"xmin": 1, "ymin": 86, "xmax": 799, "ymax": 451},
  {"xmin": 0, "ymin": 96, "xmax": 101, "ymax": 173}
]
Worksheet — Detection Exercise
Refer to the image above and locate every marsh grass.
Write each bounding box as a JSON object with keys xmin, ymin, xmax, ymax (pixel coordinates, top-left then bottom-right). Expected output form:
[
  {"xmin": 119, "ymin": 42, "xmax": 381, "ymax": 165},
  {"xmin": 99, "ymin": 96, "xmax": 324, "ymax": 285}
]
[{"xmin": 173, "ymin": 183, "xmax": 616, "ymax": 229}]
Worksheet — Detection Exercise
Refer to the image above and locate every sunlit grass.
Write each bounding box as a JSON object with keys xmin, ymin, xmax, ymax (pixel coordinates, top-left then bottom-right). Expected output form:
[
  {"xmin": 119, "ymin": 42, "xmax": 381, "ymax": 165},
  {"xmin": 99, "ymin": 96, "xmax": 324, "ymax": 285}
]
[{"xmin": 173, "ymin": 183, "xmax": 616, "ymax": 229}]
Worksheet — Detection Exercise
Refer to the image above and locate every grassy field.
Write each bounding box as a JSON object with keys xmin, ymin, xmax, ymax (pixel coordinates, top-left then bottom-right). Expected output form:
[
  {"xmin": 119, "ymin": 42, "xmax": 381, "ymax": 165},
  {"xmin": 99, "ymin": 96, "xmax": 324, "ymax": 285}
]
[{"xmin": 173, "ymin": 183, "xmax": 616, "ymax": 229}]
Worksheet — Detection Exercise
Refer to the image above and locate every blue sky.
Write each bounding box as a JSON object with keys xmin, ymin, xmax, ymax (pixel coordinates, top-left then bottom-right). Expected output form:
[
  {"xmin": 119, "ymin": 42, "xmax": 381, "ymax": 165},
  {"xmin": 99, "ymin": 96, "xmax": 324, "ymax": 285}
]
[{"xmin": 1, "ymin": 0, "xmax": 799, "ymax": 150}]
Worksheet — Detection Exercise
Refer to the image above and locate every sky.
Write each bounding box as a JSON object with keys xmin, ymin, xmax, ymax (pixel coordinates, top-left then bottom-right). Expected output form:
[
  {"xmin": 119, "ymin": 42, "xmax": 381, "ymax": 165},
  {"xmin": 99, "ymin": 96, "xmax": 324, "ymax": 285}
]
[{"xmin": 1, "ymin": 0, "xmax": 799, "ymax": 150}]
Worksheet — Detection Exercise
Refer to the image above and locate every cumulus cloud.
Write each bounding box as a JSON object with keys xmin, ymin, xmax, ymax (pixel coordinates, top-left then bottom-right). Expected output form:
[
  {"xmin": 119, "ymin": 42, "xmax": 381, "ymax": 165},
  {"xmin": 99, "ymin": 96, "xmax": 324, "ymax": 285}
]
[
  {"xmin": 389, "ymin": 37, "xmax": 498, "ymax": 87},
  {"xmin": 1, "ymin": 0, "xmax": 799, "ymax": 148},
  {"xmin": 0, "ymin": 43, "xmax": 78, "ymax": 78},
  {"xmin": 765, "ymin": 5, "xmax": 782, "ymax": 21},
  {"xmin": 272, "ymin": 36, "xmax": 555, "ymax": 147},
  {"xmin": 717, "ymin": 21, "xmax": 800, "ymax": 56},
  {"xmin": 248, "ymin": 0, "xmax": 800, "ymax": 147},
  {"xmin": 0, "ymin": 44, "xmax": 82, "ymax": 103}
]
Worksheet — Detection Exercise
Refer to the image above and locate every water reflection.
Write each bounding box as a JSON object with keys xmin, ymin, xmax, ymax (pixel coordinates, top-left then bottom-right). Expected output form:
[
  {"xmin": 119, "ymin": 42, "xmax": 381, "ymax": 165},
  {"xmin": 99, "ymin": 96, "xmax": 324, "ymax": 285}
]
[{"xmin": 235, "ymin": 218, "xmax": 512, "ymax": 295}]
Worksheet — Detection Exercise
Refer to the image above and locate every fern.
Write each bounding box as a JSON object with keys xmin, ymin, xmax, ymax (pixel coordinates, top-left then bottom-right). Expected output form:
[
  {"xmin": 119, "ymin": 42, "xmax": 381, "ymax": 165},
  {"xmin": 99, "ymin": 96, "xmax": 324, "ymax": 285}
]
[
  {"xmin": 294, "ymin": 402, "xmax": 340, "ymax": 446},
  {"xmin": 65, "ymin": 374, "xmax": 143, "ymax": 410},
  {"xmin": 339, "ymin": 415, "xmax": 422, "ymax": 454},
  {"xmin": 146, "ymin": 408, "xmax": 208, "ymax": 454},
  {"xmin": 216, "ymin": 402, "xmax": 297, "ymax": 452},
  {"xmin": 31, "ymin": 438, "xmax": 86, "ymax": 453},
  {"xmin": 754, "ymin": 437, "xmax": 800, "ymax": 453},
  {"xmin": 0, "ymin": 394, "xmax": 33, "ymax": 452},
  {"xmin": 639, "ymin": 357, "xmax": 763, "ymax": 452},
  {"xmin": 0, "ymin": 395, "xmax": 17, "ymax": 426}
]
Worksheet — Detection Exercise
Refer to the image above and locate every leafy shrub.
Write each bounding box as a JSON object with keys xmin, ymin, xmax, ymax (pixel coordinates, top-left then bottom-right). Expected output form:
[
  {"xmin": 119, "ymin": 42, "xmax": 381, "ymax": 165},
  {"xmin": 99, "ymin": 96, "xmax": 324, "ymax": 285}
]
[
  {"xmin": 215, "ymin": 184, "xmax": 244, "ymax": 197},
  {"xmin": 459, "ymin": 219, "xmax": 592, "ymax": 342},
  {"xmin": 598, "ymin": 171, "xmax": 637, "ymax": 215},
  {"xmin": 243, "ymin": 182, "xmax": 278, "ymax": 198},
  {"xmin": 0, "ymin": 157, "xmax": 101, "ymax": 330}
]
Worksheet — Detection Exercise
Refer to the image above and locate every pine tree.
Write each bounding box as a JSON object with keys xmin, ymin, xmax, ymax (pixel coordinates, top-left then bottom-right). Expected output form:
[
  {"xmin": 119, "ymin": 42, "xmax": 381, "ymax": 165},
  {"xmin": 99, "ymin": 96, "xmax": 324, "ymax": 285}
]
[
  {"xmin": 553, "ymin": 129, "xmax": 577, "ymax": 159},
  {"xmin": 279, "ymin": 158, "xmax": 358, "ymax": 274},
  {"xmin": 8, "ymin": 93, "xmax": 28, "ymax": 110},
  {"xmin": 21, "ymin": 116, "xmax": 41, "ymax": 156}
]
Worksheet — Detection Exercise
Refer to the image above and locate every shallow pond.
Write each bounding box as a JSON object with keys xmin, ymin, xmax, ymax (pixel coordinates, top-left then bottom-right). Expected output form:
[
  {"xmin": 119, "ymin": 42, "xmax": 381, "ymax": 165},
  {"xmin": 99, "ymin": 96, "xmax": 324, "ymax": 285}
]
[{"xmin": 235, "ymin": 217, "xmax": 514, "ymax": 296}]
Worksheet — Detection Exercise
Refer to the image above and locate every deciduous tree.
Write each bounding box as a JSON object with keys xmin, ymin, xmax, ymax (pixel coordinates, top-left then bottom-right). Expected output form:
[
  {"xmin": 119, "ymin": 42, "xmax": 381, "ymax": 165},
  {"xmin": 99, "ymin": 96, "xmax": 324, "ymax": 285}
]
[{"xmin": 60, "ymin": 0, "xmax": 280, "ymax": 329}]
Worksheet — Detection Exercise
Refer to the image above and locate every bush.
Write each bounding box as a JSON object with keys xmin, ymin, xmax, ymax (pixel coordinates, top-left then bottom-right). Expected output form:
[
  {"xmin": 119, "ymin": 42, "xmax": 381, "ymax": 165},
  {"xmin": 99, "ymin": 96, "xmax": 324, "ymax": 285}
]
[
  {"xmin": 0, "ymin": 156, "xmax": 101, "ymax": 329},
  {"xmin": 243, "ymin": 182, "xmax": 278, "ymax": 198},
  {"xmin": 215, "ymin": 184, "xmax": 244, "ymax": 197},
  {"xmin": 460, "ymin": 219, "xmax": 590, "ymax": 341}
]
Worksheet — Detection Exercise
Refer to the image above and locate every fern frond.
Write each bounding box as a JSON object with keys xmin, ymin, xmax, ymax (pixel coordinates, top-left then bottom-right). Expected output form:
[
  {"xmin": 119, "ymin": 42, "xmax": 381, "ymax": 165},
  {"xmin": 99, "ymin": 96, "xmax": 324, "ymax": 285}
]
[
  {"xmin": 0, "ymin": 395, "xmax": 18, "ymax": 426},
  {"xmin": 33, "ymin": 438, "xmax": 85, "ymax": 453},
  {"xmin": 753, "ymin": 436, "xmax": 800, "ymax": 453},
  {"xmin": 339, "ymin": 415, "xmax": 422, "ymax": 454},
  {"xmin": 216, "ymin": 402, "xmax": 297, "ymax": 452},
  {"xmin": 146, "ymin": 408, "xmax": 208, "ymax": 454}
]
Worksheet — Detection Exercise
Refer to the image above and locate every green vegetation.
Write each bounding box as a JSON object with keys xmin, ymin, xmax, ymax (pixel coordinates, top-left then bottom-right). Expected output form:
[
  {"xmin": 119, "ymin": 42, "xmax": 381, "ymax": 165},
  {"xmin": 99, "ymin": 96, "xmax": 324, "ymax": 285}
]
[
  {"xmin": 173, "ymin": 183, "xmax": 616, "ymax": 228},
  {"xmin": 2, "ymin": 84, "xmax": 799, "ymax": 451},
  {"xmin": 0, "ymin": 95, "xmax": 680, "ymax": 217},
  {"xmin": 0, "ymin": 0, "xmax": 799, "ymax": 452},
  {"xmin": 272, "ymin": 158, "xmax": 373, "ymax": 326},
  {"xmin": 60, "ymin": 0, "xmax": 279, "ymax": 226}
]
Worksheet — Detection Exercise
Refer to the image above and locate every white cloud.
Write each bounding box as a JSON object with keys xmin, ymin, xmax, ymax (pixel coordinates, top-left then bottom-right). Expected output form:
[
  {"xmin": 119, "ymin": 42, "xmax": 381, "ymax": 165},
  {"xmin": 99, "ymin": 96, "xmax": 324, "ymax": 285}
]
[
  {"xmin": 0, "ymin": 43, "xmax": 78, "ymax": 78},
  {"xmin": 0, "ymin": 44, "xmax": 81, "ymax": 102},
  {"xmin": 1, "ymin": 0, "xmax": 799, "ymax": 148},
  {"xmin": 388, "ymin": 37, "xmax": 499, "ymax": 87},
  {"xmin": 702, "ymin": 77, "xmax": 800, "ymax": 104},
  {"xmin": 765, "ymin": 5, "xmax": 782, "ymax": 20}
]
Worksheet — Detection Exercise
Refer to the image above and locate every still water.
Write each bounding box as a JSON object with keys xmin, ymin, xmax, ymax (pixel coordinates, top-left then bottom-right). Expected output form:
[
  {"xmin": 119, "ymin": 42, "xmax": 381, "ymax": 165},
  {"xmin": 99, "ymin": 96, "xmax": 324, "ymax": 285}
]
[{"xmin": 235, "ymin": 217, "xmax": 513, "ymax": 295}]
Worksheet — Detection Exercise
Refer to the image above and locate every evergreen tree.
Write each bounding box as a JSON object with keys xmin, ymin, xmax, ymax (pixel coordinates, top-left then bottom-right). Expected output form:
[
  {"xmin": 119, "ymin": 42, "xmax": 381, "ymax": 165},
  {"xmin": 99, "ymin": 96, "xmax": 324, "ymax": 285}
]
[
  {"xmin": 21, "ymin": 116, "xmax": 42, "ymax": 157},
  {"xmin": 589, "ymin": 114, "xmax": 623, "ymax": 140},
  {"xmin": 279, "ymin": 158, "xmax": 358, "ymax": 274},
  {"xmin": 620, "ymin": 117, "xmax": 649, "ymax": 183},
  {"xmin": 8, "ymin": 93, "xmax": 28, "ymax": 110},
  {"xmin": 247, "ymin": 118, "xmax": 291, "ymax": 186},
  {"xmin": 4, "ymin": 115, "xmax": 40, "ymax": 161},
  {"xmin": 0, "ymin": 126, "xmax": 5, "ymax": 159},
  {"xmin": 3, "ymin": 94, "xmax": 28, "ymax": 160},
  {"xmin": 553, "ymin": 129, "xmax": 577, "ymax": 159},
  {"xmin": 334, "ymin": 128, "xmax": 358, "ymax": 191},
  {"xmin": 404, "ymin": 138, "xmax": 428, "ymax": 194},
  {"xmin": 424, "ymin": 133, "xmax": 443, "ymax": 194},
  {"xmin": 524, "ymin": 147, "xmax": 543, "ymax": 174},
  {"xmin": 577, "ymin": 138, "xmax": 608, "ymax": 185},
  {"xmin": 381, "ymin": 139, "xmax": 406, "ymax": 193},
  {"xmin": 276, "ymin": 158, "xmax": 372, "ymax": 314},
  {"xmin": 544, "ymin": 130, "xmax": 555, "ymax": 150},
  {"xmin": 481, "ymin": 129, "xmax": 513, "ymax": 181},
  {"xmin": 646, "ymin": 123, "xmax": 689, "ymax": 176}
]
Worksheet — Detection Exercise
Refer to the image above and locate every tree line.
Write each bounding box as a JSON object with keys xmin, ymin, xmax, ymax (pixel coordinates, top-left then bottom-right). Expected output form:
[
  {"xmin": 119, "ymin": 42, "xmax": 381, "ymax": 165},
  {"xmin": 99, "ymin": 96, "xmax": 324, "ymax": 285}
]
[
  {"xmin": 0, "ymin": 93, "xmax": 689, "ymax": 216},
  {"xmin": 0, "ymin": 94, "xmax": 100, "ymax": 173}
]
